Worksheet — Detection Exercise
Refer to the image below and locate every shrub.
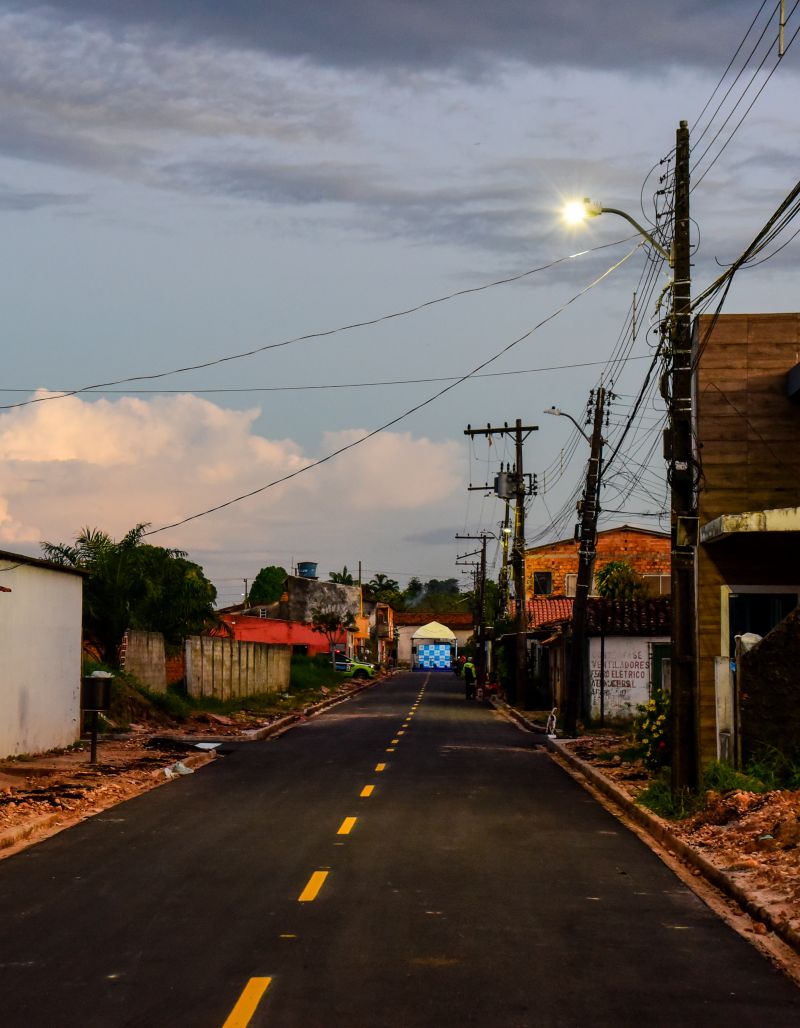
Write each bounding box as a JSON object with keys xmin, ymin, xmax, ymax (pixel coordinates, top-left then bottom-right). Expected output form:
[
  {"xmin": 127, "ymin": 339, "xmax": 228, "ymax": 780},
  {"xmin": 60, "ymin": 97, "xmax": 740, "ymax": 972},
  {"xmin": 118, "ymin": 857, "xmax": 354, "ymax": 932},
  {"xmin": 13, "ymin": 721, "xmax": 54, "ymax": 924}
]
[{"xmin": 633, "ymin": 689, "xmax": 671, "ymax": 769}]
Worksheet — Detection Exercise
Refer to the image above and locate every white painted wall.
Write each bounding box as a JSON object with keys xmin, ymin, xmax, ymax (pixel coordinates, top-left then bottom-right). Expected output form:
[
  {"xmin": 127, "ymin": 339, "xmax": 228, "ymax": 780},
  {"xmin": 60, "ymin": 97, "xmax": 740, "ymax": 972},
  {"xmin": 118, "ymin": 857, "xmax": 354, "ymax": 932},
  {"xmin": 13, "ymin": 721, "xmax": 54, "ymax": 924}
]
[
  {"xmin": 0, "ymin": 559, "xmax": 83, "ymax": 757},
  {"xmin": 588, "ymin": 636, "xmax": 668, "ymax": 720}
]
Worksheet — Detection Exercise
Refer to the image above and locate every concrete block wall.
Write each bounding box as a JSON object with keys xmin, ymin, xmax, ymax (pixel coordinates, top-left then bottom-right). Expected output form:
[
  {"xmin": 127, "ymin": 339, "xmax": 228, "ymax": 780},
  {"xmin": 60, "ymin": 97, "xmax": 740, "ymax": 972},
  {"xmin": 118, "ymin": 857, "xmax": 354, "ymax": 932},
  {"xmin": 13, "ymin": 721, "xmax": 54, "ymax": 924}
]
[
  {"xmin": 122, "ymin": 630, "xmax": 167, "ymax": 693},
  {"xmin": 185, "ymin": 636, "xmax": 291, "ymax": 701}
]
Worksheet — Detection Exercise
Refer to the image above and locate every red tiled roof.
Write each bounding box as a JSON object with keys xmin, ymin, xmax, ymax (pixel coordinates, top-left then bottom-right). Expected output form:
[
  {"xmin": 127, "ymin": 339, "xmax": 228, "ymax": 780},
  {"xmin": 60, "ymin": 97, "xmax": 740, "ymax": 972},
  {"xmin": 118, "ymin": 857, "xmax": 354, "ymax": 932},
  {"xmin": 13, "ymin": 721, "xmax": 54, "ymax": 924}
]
[
  {"xmin": 524, "ymin": 597, "xmax": 573, "ymax": 628},
  {"xmin": 586, "ymin": 597, "xmax": 671, "ymax": 635}
]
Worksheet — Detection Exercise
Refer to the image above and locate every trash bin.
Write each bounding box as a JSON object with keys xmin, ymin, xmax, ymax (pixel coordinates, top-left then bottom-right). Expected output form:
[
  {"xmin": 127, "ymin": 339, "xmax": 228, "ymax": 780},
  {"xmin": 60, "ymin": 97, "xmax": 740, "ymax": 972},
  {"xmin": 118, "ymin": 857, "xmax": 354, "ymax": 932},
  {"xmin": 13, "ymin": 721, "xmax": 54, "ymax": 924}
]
[{"xmin": 81, "ymin": 674, "xmax": 113, "ymax": 711}]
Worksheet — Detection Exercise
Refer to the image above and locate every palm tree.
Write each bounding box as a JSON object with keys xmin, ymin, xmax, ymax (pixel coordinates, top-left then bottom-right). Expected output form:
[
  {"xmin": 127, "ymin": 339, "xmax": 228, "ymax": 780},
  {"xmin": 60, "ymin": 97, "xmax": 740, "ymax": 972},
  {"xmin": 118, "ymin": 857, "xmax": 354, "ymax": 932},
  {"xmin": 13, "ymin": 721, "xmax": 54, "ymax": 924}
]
[
  {"xmin": 329, "ymin": 566, "xmax": 355, "ymax": 585},
  {"xmin": 368, "ymin": 572, "xmax": 399, "ymax": 595}
]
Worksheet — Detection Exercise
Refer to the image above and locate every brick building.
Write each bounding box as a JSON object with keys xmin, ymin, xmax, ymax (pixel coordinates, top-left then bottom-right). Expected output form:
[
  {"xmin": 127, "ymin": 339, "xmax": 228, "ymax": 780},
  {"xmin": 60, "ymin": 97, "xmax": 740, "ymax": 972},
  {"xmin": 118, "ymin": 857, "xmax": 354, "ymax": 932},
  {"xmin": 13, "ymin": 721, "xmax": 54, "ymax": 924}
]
[{"xmin": 524, "ymin": 525, "xmax": 670, "ymax": 598}]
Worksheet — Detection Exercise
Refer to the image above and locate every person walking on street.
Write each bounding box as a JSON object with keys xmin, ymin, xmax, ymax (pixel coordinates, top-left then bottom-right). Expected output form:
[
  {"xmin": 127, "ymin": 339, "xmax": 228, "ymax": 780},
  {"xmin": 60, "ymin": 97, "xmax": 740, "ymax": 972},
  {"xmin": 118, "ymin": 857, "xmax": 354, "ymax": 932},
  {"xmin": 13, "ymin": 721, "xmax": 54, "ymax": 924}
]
[{"xmin": 462, "ymin": 658, "xmax": 476, "ymax": 700}]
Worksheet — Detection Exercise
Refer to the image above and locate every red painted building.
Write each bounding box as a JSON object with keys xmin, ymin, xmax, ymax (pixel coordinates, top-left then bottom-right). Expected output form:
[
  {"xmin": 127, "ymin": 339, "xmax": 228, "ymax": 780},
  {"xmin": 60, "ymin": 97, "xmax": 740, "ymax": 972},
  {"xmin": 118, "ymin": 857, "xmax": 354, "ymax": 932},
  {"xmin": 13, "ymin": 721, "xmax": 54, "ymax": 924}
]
[{"xmin": 215, "ymin": 612, "xmax": 344, "ymax": 656}]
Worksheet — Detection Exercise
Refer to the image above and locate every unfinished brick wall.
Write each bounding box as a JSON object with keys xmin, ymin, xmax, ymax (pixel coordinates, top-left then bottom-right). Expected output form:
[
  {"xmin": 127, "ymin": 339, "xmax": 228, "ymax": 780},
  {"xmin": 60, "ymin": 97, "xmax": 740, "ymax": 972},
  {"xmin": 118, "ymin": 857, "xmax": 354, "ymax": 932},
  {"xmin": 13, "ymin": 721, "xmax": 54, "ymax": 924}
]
[{"xmin": 525, "ymin": 527, "xmax": 671, "ymax": 597}]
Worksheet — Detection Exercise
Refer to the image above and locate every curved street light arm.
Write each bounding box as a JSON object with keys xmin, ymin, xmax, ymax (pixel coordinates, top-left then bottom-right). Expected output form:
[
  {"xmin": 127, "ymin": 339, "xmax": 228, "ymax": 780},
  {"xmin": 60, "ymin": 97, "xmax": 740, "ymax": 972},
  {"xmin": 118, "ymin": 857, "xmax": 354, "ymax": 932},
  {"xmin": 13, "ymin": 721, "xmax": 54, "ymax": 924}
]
[
  {"xmin": 599, "ymin": 206, "xmax": 672, "ymax": 265},
  {"xmin": 543, "ymin": 407, "xmax": 592, "ymax": 445}
]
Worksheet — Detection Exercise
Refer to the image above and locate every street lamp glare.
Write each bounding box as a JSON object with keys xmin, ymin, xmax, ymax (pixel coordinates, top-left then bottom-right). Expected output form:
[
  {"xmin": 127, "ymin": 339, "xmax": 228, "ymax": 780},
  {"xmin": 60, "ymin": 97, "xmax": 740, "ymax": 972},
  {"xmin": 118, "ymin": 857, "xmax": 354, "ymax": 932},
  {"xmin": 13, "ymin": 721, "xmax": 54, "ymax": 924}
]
[
  {"xmin": 563, "ymin": 196, "xmax": 672, "ymax": 264},
  {"xmin": 562, "ymin": 200, "xmax": 587, "ymax": 225},
  {"xmin": 562, "ymin": 197, "xmax": 602, "ymax": 225}
]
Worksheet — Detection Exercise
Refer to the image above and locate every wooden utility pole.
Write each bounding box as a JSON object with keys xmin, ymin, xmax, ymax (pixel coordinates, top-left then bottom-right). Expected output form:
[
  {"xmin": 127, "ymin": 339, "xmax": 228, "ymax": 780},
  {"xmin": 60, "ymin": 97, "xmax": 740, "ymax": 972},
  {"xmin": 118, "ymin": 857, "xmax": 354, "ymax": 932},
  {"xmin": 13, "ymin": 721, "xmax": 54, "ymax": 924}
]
[
  {"xmin": 456, "ymin": 533, "xmax": 490, "ymax": 685},
  {"xmin": 465, "ymin": 420, "xmax": 537, "ymax": 705},
  {"xmin": 669, "ymin": 120, "xmax": 699, "ymax": 793},
  {"xmin": 498, "ymin": 498, "xmax": 512, "ymax": 619},
  {"xmin": 564, "ymin": 388, "xmax": 606, "ymax": 736}
]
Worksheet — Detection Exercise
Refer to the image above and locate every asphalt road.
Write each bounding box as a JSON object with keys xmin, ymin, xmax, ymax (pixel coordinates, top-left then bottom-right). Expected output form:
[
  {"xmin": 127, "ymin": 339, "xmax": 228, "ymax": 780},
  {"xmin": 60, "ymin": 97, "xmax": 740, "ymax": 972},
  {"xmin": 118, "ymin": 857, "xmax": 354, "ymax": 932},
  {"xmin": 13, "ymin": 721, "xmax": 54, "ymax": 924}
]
[{"xmin": 1, "ymin": 672, "xmax": 799, "ymax": 1027}]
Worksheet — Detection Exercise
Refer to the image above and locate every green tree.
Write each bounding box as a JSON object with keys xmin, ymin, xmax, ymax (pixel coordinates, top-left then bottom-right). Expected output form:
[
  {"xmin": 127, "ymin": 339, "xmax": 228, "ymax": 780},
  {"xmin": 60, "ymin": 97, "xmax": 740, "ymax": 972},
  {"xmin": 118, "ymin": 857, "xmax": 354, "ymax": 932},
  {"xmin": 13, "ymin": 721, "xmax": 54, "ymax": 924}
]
[
  {"xmin": 595, "ymin": 560, "xmax": 647, "ymax": 600},
  {"xmin": 42, "ymin": 524, "xmax": 217, "ymax": 664},
  {"xmin": 249, "ymin": 565, "xmax": 287, "ymax": 605},
  {"xmin": 310, "ymin": 602, "xmax": 358, "ymax": 658},
  {"xmin": 416, "ymin": 577, "xmax": 465, "ymax": 612},
  {"xmin": 367, "ymin": 572, "xmax": 400, "ymax": 600},
  {"xmin": 404, "ymin": 577, "xmax": 424, "ymax": 605},
  {"xmin": 329, "ymin": 566, "xmax": 355, "ymax": 585}
]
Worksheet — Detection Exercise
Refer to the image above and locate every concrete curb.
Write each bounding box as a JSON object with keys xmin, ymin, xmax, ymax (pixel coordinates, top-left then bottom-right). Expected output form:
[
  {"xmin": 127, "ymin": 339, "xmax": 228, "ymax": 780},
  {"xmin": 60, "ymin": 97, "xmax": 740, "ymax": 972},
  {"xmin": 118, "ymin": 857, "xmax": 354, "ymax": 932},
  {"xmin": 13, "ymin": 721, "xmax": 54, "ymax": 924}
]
[
  {"xmin": 499, "ymin": 701, "xmax": 800, "ymax": 957},
  {"xmin": 0, "ymin": 811, "xmax": 64, "ymax": 851}
]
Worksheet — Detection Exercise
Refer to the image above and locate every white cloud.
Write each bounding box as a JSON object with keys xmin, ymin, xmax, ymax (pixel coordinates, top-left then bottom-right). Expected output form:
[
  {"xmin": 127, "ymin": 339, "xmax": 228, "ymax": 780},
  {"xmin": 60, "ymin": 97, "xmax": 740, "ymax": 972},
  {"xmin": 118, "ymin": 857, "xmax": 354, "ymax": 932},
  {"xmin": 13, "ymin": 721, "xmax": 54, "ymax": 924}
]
[{"xmin": 0, "ymin": 392, "xmax": 463, "ymax": 590}]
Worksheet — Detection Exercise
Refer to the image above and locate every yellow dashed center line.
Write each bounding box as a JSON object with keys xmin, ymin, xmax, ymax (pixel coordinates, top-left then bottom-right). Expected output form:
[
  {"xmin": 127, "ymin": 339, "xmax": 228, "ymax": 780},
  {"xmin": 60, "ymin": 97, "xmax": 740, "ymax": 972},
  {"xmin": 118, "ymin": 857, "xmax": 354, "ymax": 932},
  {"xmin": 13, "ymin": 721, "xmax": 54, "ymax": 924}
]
[
  {"xmin": 391, "ymin": 738, "xmax": 400, "ymax": 745},
  {"xmin": 222, "ymin": 977, "xmax": 272, "ymax": 1028},
  {"xmin": 298, "ymin": 870, "xmax": 328, "ymax": 902},
  {"xmin": 360, "ymin": 784, "xmax": 375, "ymax": 797},
  {"xmin": 386, "ymin": 747, "xmax": 395, "ymax": 752},
  {"xmin": 337, "ymin": 816, "xmax": 357, "ymax": 835},
  {"xmin": 397, "ymin": 730, "xmax": 405, "ymax": 736},
  {"xmin": 375, "ymin": 762, "xmax": 386, "ymax": 772}
]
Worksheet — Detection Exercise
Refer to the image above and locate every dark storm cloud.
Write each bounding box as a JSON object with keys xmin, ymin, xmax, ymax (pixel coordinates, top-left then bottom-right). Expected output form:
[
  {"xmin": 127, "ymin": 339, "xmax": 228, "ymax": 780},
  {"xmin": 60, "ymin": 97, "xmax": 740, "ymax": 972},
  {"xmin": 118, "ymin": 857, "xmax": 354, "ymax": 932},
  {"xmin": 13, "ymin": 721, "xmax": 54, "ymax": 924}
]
[
  {"xmin": 0, "ymin": 183, "xmax": 84, "ymax": 210},
  {"xmin": 23, "ymin": 1, "xmax": 759, "ymax": 74}
]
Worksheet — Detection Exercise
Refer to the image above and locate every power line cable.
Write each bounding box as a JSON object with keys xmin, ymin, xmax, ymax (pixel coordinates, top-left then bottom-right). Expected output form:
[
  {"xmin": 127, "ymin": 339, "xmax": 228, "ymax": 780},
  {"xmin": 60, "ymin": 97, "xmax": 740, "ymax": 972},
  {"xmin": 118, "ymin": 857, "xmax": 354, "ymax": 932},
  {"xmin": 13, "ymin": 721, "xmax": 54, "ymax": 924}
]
[
  {"xmin": 0, "ymin": 237, "xmax": 634, "ymax": 414},
  {"xmin": 144, "ymin": 244, "xmax": 642, "ymax": 537}
]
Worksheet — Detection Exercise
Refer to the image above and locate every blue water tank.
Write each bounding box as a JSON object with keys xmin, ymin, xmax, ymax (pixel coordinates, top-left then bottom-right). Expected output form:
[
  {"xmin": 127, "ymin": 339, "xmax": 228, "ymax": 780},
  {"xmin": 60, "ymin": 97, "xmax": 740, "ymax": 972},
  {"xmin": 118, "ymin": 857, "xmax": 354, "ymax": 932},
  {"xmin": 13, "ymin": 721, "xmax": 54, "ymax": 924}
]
[{"xmin": 297, "ymin": 561, "xmax": 318, "ymax": 579}]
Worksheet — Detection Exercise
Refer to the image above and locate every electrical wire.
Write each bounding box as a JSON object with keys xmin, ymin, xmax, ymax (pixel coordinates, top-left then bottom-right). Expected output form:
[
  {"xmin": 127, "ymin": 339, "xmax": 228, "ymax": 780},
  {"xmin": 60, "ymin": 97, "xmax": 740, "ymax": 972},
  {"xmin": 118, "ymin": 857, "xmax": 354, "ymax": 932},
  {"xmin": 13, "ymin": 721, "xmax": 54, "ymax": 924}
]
[
  {"xmin": 690, "ymin": 0, "xmax": 774, "ymax": 138},
  {"xmin": 692, "ymin": 7, "xmax": 800, "ymax": 191},
  {"xmin": 144, "ymin": 244, "xmax": 643, "ymax": 537},
  {"xmin": 0, "ymin": 236, "xmax": 635, "ymax": 414}
]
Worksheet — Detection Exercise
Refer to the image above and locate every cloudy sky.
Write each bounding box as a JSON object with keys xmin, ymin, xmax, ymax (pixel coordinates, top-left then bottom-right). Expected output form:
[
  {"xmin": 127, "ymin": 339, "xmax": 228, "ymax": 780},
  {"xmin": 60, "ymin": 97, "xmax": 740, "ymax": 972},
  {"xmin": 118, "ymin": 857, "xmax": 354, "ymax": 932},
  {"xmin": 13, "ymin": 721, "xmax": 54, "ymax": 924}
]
[{"xmin": 2, "ymin": 1, "xmax": 799, "ymax": 604}]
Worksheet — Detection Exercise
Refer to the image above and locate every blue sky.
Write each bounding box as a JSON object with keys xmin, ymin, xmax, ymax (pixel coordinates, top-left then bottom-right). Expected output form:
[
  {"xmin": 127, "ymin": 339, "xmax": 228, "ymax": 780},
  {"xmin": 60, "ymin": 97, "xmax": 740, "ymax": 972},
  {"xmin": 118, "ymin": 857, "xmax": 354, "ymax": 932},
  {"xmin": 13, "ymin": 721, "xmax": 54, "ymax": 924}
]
[{"xmin": 1, "ymin": 2, "xmax": 799, "ymax": 605}]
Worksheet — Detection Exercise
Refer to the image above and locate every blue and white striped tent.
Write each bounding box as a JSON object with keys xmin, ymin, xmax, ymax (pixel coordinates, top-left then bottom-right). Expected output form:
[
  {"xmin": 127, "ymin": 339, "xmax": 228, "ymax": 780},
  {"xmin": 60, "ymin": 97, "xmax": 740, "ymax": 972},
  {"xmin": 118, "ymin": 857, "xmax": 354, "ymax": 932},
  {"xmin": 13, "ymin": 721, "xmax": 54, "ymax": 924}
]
[{"xmin": 411, "ymin": 621, "xmax": 456, "ymax": 672}]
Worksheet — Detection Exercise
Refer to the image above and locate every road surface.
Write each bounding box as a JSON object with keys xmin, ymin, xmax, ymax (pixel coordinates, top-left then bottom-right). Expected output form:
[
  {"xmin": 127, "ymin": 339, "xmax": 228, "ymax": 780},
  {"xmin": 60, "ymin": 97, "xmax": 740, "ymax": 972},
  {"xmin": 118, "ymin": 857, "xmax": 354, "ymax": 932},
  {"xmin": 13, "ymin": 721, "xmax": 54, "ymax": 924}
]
[{"xmin": 1, "ymin": 671, "xmax": 798, "ymax": 1026}]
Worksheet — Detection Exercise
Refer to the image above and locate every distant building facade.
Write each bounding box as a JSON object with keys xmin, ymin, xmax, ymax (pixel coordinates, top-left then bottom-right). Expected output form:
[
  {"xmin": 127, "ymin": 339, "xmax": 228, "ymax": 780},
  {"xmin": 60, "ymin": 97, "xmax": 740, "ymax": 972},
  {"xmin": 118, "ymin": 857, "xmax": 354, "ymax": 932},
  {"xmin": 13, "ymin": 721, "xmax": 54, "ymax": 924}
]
[{"xmin": 524, "ymin": 525, "xmax": 670, "ymax": 599}]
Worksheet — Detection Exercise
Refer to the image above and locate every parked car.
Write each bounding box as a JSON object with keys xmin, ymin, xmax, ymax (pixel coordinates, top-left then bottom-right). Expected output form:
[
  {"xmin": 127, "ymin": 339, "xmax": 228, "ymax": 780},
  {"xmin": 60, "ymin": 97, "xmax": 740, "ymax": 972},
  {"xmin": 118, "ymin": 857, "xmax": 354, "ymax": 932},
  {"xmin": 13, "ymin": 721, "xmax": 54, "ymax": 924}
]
[{"xmin": 334, "ymin": 655, "xmax": 376, "ymax": 679}]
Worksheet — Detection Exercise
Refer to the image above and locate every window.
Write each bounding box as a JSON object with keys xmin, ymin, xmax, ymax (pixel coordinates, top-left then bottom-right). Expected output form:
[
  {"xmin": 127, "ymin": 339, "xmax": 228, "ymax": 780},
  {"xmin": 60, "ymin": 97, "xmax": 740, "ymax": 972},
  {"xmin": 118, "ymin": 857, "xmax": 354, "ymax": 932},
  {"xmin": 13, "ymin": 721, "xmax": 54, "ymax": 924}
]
[
  {"xmin": 564, "ymin": 573, "xmax": 576, "ymax": 597},
  {"xmin": 643, "ymin": 574, "xmax": 671, "ymax": 596},
  {"xmin": 533, "ymin": 571, "xmax": 553, "ymax": 595}
]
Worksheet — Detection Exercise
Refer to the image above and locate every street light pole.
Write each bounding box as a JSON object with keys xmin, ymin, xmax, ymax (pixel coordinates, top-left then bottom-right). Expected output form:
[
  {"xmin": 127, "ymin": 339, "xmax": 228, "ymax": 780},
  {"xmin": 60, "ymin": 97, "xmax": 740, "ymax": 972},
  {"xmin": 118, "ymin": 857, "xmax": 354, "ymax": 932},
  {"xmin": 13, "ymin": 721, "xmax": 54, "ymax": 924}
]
[{"xmin": 563, "ymin": 120, "xmax": 699, "ymax": 788}]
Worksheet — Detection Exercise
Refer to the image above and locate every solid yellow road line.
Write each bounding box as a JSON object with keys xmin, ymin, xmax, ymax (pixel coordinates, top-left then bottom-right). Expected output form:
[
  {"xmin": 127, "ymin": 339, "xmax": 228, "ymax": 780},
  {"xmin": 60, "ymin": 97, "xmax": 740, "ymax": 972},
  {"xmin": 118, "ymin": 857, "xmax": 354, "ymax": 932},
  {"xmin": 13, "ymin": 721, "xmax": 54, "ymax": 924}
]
[
  {"xmin": 360, "ymin": 784, "xmax": 375, "ymax": 797},
  {"xmin": 375, "ymin": 763, "xmax": 386, "ymax": 772},
  {"xmin": 337, "ymin": 816, "xmax": 357, "ymax": 835},
  {"xmin": 298, "ymin": 870, "xmax": 328, "ymax": 902},
  {"xmin": 222, "ymin": 977, "xmax": 272, "ymax": 1028}
]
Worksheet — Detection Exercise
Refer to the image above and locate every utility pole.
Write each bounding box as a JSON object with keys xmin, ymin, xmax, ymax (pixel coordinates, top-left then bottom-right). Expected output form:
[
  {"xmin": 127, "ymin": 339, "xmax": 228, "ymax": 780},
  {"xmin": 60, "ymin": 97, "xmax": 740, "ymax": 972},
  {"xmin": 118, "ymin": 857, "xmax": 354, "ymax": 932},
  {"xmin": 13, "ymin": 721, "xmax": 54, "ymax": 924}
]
[
  {"xmin": 498, "ymin": 498, "xmax": 512, "ymax": 619},
  {"xmin": 465, "ymin": 420, "xmax": 537, "ymax": 705},
  {"xmin": 668, "ymin": 120, "xmax": 699, "ymax": 793},
  {"xmin": 456, "ymin": 533, "xmax": 490, "ymax": 685},
  {"xmin": 564, "ymin": 388, "xmax": 606, "ymax": 736}
]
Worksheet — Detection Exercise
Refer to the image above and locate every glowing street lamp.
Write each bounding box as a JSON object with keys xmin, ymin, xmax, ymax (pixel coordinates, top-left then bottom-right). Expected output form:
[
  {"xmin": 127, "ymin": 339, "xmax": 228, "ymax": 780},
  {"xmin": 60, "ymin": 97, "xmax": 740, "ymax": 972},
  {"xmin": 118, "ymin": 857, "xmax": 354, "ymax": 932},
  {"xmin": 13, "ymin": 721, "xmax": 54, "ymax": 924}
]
[{"xmin": 563, "ymin": 197, "xmax": 673, "ymax": 266}]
